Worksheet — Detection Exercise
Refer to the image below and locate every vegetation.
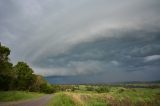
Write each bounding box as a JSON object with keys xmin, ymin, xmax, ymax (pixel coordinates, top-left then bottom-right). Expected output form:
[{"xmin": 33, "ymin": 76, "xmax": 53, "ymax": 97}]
[
  {"xmin": 0, "ymin": 91, "xmax": 44, "ymax": 102},
  {"xmin": 0, "ymin": 43, "xmax": 54, "ymax": 94},
  {"xmin": 48, "ymin": 87, "xmax": 160, "ymax": 106},
  {"xmin": 47, "ymin": 93, "xmax": 75, "ymax": 106},
  {"xmin": 86, "ymin": 86, "xmax": 110, "ymax": 93}
]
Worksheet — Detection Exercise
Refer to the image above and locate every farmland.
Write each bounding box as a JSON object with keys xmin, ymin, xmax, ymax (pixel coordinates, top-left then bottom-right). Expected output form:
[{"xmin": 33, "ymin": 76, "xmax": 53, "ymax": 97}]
[{"xmin": 48, "ymin": 84, "xmax": 160, "ymax": 106}]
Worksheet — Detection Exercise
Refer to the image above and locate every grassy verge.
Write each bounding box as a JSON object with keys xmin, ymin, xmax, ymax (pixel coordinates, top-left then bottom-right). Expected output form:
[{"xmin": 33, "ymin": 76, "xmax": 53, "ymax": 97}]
[
  {"xmin": 47, "ymin": 88, "xmax": 160, "ymax": 106},
  {"xmin": 47, "ymin": 92, "xmax": 75, "ymax": 106},
  {"xmin": 0, "ymin": 91, "xmax": 44, "ymax": 102}
]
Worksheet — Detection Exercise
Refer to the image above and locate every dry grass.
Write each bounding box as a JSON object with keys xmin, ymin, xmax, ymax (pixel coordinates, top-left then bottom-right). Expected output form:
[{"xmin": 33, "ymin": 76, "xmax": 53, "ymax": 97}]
[
  {"xmin": 47, "ymin": 87, "xmax": 160, "ymax": 106},
  {"xmin": 63, "ymin": 88, "xmax": 160, "ymax": 106}
]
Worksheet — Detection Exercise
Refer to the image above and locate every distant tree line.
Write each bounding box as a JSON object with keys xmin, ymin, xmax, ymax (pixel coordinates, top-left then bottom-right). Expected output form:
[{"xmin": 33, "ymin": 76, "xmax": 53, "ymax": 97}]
[{"xmin": 0, "ymin": 43, "xmax": 54, "ymax": 93}]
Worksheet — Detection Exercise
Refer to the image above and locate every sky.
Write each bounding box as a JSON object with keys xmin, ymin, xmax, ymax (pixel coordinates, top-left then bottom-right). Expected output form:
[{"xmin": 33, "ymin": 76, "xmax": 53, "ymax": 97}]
[{"xmin": 0, "ymin": 0, "xmax": 160, "ymax": 83}]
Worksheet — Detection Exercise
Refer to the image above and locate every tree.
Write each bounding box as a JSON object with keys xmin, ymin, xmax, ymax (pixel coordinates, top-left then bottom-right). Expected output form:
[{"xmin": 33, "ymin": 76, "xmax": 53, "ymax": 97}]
[
  {"xmin": 0, "ymin": 43, "xmax": 14, "ymax": 90},
  {"xmin": 30, "ymin": 75, "xmax": 46, "ymax": 92},
  {"xmin": 0, "ymin": 43, "xmax": 10, "ymax": 63},
  {"xmin": 14, "ymin": 62, "xmax": 35, "ymax": 90},
  {"xmin": 31, "ymin": 75, "xmax": 55, "ymax": 93},
  {"xmin": 39, "ymin": 82, "xmax": 54, "ymax": 94},
  {"xmin": 0, "ymin": 43, "xmax": 54, "ymax": 93}
]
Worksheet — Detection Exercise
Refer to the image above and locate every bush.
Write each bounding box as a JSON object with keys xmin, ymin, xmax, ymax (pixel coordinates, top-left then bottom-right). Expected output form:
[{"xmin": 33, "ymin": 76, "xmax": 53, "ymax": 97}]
[
  {"xmin": 86, "ymin": 86, "xmax": 95, "ymax": 91},
  {"xmin": 117, "ymin": 88, "xmax": 126, "ymax": 93},
  {"xmin": 40, "ymin": 83, "xmax": 54, "ymax": 94},
  {"xmin": 95, "ymin": 86, "xmax": 110, "ymax": 93}
]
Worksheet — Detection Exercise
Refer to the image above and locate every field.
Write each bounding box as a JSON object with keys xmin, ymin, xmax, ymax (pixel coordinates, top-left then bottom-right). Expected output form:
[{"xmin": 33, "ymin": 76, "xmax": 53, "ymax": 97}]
[
  {"xmin": 48, "ymin": 84, "xmax": 160, "ymax": 106},
  {"xmin": 0, "ymin": 91, "xmax": 44, "ymax": 102},
  {"xmin": 0, "ymin": 84, "xmax": 160, "ymax": 106}
]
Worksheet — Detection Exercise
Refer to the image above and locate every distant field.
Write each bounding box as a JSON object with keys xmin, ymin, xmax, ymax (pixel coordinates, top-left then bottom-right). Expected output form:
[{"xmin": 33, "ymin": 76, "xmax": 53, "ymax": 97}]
[
  {"xmin": 48, "ymin": 86, "xmax": 160, "ymax": 106},
  {"xmin": 0, "ymin": 91, "xmax": 44, "ymax": 102}
]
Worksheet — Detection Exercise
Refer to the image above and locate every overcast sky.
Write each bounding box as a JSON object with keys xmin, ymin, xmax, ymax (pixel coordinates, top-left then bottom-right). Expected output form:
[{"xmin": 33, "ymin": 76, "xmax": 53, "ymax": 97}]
[{"xmin": 0, "ymin": 0, "xmax": 160, "ymax": 83}]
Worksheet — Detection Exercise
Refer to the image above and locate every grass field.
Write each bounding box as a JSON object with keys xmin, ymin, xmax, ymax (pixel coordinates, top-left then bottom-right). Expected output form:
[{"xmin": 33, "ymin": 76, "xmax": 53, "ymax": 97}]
[
  {"xmin": 0, "ymin": 91, "xmax": 44, "ymax": 102},
  {"xmin": 47, "ymin": 92, "xmax": 75, "ymax": 106},
  {"xmin": 48, "ymin": 86, "xmax": 160, "ymax": 106}
]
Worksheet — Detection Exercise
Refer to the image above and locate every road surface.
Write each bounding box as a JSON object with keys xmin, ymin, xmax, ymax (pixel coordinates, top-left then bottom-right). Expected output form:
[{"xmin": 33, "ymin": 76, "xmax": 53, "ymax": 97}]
[{"xmin": 0, "ymin": 95, "xmax": 53, "ymax": 106}]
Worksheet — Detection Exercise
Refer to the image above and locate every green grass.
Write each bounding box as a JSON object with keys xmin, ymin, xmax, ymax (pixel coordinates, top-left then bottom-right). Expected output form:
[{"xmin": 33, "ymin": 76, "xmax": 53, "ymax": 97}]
[
  {"xmin": 111, "ymin": 88, "xmax": 160, "ymax": 105},
  {"xmin": 0, "ymin": 91, "xmax": 44, "ymax": 102},
  {"xmin": 47, "ymin": 87, "xmax": 160, "ymax": 106},
  {"xmin": 47, "ymin": 92, "xmax": 75, "ymax": 106}
]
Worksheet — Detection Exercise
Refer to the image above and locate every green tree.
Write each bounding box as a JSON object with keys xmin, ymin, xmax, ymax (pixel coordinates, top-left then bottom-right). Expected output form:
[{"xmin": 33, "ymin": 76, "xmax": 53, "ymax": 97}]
[
  {"xmin": 0, "ymin": 43, "xmax": 54, "ymax": 93},
  {"xmin": 30, "ymin": 75, "xmax": 46, "ymax": 92},
  {"xmin": 0, "ymin": 43, "xmax": 10, "ymax": 63},
  {"xmin": 40, "ymin": 83, "xmax": 54, "ymax": 94},
  {"xmin": 32, "ymin": 75, "xmax": 55, "ymax": 93},
  {"xmin": 14, "ymin": 62, "xmax": 35, "ymax": 90},
  {"xmin": 0, "ymin": 43, "xmax": 14, "ymax": 90}
]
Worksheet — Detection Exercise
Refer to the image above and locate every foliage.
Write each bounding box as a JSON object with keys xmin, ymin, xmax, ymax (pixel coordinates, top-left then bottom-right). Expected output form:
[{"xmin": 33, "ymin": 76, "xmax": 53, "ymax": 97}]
[
  {"xmin": 0, "ymin": 43, "xmax": 54, "ymax": 93},
  {"xmin": 49, "ymin": 88, "xmax": 160, "ymax": 106},
  {"xmin": 39, "ymin": 83, "xmax": 55, "ymax": 94},
  {"xmin": 95, "ymin": 86, "xmax": 110, "ymax": 93},
  {"xmin": 0, "ymin": 43, "xmax": 10, "ymax": 62},
  {"xmin": 14, "ymin": 62, "xmax": 35, "ymax": 90},
  {"xmin": 86, "ymin": 86, "xmax": 95, "ymax": 91},
  {"xmin": 0, "ymin": 43, "xmax": 14, "ymax": 90},
  {"xmin": 85, "ymin": 85, "xmax": 110, "ymax": 93},
  {"xmin": 55, "ymin": 85, "xmax": 75, "ymax": 92}
]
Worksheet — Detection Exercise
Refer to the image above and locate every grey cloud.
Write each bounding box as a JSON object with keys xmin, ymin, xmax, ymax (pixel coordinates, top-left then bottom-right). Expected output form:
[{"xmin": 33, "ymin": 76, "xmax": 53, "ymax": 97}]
[
  {"xmin": 0, "ymin": 0, "xmax": 160, "ymax": 82},
  {"xmin": 144, "ymin": 55, "xmax": 160, "ymax": 62},
  {"xmin": 31, "ymin": 29, "xmax": 160, "ymax": 77}
]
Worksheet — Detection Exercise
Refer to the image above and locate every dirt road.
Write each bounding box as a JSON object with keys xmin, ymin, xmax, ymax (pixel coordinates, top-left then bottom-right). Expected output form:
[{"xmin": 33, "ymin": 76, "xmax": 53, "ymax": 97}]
[{"xmin": 0, "ymin": 95, "xmax": 53, "ymax": 106}]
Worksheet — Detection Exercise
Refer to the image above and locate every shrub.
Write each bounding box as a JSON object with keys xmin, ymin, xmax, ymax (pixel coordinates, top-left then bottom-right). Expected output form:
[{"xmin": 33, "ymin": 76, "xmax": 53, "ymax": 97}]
[
  {"xmin": 95, "ymin": 86, "xmax": 110, "ymax": 93},
  {"xmin": 86, "ymin": 86, "xmax": 95, "ymax": 91}
]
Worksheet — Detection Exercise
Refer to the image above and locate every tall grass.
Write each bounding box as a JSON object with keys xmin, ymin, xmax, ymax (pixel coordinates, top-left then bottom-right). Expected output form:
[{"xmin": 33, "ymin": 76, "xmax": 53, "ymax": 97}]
[
  {"xmin": 47, "ymin": 93, "xmax": 75, "ymax": 106},
  {"xmin": 48, "ymin": 88, "xmax": 160, "ymax": 106}
]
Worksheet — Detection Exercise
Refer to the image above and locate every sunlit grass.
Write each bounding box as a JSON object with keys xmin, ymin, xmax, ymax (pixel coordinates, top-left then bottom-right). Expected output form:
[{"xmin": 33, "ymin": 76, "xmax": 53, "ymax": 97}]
[
  {"xmin": 47, "ymin": 92, "xmax": 75, "ymax": 106},
  {"xmin": 47, "ymin": 88, "xmax": 160, "ymax": 106},
  {"xmin": 0, "ymin": 91, "xmax": 44, "ymax": 102}
]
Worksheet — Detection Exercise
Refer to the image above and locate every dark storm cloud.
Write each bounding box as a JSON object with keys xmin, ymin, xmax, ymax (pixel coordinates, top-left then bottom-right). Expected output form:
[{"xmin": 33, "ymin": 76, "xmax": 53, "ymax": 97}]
[
  {"xmin": 32, "ymin": 28, "xmax": 160, "ymax": 77},
  {"xmin": 0, "ymin": 0, "xmax": 160, "ymax": 82}
]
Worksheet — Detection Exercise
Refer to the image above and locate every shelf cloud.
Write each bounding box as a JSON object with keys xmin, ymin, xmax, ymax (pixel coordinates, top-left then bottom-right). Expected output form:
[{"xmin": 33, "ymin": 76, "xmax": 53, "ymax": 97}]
[{"xmin": 0, "ymin": 0, "xmax": 160, "ymax": 82}]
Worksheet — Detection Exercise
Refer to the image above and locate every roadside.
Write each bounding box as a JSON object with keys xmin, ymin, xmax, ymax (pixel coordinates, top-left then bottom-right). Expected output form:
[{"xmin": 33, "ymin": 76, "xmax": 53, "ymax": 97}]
[{"xmin": 0, "ymin": 95, "xmax": 53, "ymax": 106}]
